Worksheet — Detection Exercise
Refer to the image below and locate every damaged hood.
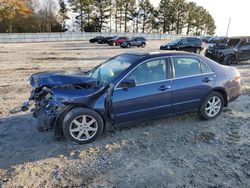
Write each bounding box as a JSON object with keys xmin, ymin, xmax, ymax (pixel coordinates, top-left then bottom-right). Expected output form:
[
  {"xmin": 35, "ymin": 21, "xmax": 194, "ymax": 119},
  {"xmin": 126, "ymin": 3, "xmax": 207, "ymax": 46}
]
[{"xmin": 30, "ymin": 70, "xmax": 97, "ymax": 88}]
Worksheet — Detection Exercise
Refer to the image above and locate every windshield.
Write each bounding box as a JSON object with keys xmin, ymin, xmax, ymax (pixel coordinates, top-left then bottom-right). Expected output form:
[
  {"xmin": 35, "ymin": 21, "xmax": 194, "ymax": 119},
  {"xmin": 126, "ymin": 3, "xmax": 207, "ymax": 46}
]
[
  {"xmin": 88, "ymin": 55, "xmax": 137, "ymax": 86},
  {"xmin": 168, "ymin": 38, "xmax": 182, "ymax": 45}
]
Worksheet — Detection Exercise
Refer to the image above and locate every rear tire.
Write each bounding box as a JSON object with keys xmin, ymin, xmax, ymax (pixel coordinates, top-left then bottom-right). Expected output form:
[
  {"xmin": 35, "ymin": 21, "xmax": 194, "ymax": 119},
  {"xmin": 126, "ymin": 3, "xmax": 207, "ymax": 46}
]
[
  {"xmin": 223, "ymin": 55, "xmax": 236, "ymax": 66},
  {"xmin": 127, "ymin": 43, "xmax": 131, "ymax": 48},
  {"xmin": 62, "ymin": 107, "xmax": 104, "ymax": 144},
  {"xmin": 141, "ymin": 43, "xmax": 146, "ymax": 48},
  {"xmin": 199, "ymin": 91, "xmax": 224, "ymax": 120}
]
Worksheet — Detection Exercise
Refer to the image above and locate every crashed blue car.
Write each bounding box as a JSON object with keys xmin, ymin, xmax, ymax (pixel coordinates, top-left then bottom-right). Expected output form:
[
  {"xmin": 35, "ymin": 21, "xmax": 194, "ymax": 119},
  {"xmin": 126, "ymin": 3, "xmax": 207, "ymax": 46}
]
[{"xmin": 22, "ymin": 52, "xmax": 241, "ymax": 144}]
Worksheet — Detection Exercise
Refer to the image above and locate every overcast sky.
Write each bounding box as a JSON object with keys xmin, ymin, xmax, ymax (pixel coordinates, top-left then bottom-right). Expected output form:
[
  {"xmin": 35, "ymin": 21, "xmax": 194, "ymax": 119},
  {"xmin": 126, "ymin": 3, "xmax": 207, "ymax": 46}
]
[{"xmin": 151, "ymin": 0, "xmax": 250, "ymax": 36}]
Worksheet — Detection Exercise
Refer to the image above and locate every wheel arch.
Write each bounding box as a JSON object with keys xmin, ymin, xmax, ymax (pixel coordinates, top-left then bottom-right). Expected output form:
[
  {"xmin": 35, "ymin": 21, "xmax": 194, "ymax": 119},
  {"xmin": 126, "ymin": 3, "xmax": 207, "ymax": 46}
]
[
  {"xmin": 211, "ymin": 87, "xmax": 228, "ymax": 107},
  {"xmin": 53, "ymin": 104, "xmax": 108, "ymax": 137}
]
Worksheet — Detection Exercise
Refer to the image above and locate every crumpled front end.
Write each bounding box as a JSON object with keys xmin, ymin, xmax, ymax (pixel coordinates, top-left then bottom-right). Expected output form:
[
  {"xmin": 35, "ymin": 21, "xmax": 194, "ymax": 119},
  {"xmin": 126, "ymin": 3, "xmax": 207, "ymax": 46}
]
[
  {"xmin": 17, "ymin": 70, "xmax": 103, "ymax": 132},
  {"xmin": 28, "ymin": 87, "xmax": 67, "ymax": 131}
]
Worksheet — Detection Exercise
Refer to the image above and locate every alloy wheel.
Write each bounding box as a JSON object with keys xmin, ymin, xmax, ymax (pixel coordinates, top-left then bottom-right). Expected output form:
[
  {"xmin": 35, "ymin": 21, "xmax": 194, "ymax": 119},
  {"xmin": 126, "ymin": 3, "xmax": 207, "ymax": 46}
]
[
  {"xmin": 69, "ymin": 115, "xmax": 98, "ymax": 141},
  {"xmin": 205, "ymin": 96, "xmax": 222, "ymax": 117}
]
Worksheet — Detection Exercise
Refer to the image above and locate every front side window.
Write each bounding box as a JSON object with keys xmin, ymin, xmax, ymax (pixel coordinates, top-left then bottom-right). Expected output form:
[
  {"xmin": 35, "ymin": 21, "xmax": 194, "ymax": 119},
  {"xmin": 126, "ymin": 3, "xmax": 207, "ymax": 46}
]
[
  {"xmin": 172, "ymin": 57, "xmax": 212, "ymax": 78},
  {"xmin": 125, "ymin": 58, "xmax": 167, "ymax": 85},
  {"xmin": 168, "ymin": 38, "xmax": 182, "ymax": 45},
  {"xmin": 180, "ymin": 39, "xmax": 188, "ymax": 45}
]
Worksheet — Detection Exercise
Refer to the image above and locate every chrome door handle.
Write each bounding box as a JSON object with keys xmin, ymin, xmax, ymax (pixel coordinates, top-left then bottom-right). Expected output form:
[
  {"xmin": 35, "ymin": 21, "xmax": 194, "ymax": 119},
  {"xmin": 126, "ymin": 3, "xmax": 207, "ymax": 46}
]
[
  {"xmin": 159, "ymin": 85, "xmax": 171, "ymax": 91},
  {"xmin": 203, "ymin": 77, "xmax": 213, "ymax": 83}
]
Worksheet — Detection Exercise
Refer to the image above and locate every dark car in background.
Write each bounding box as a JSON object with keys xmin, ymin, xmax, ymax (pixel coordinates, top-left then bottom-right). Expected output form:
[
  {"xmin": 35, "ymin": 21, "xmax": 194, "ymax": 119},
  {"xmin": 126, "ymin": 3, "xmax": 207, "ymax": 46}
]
[
  {"xmin": 120, "ymin": 37, "xmax": 147, "ymax": 48},
  {"xmin": 108, "ymin": 36, "xmax": 129, "ymax": 46},
  {"xmin": 205, "ymin": 36, "xmax": 250, "ymax": 65},
  {"xmin": 89, "ymin": 36, "xmax": 104, "ymax": 43},
  {"xmin": 202, "ymin": 36, "xmax": 212, "ymax": 43},
  {"xmin": 208, "ymin": 36, "xmax": 227, "ymax": 45},
  {"xmin": 21, "ymin": 52, "xmax": 241, "ymax": 144},
  {"xmin": 97, "ymin": 36, "xmax": 116, "ymax": 44},
  {"xmin": 160, "ymin": 37, "xmax": 204, "ymax": 53}
]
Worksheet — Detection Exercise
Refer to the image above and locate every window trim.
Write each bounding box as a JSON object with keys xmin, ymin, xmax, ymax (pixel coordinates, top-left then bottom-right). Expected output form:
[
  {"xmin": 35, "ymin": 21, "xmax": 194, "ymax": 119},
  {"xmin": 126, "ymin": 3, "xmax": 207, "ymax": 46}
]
[
  {"xmin": 170, "ymin": 56, "xmax": 214, "ymax": 79},
  {"xmin": 114, "ymin": 55, "xmax": 214, "ymax": 91}
]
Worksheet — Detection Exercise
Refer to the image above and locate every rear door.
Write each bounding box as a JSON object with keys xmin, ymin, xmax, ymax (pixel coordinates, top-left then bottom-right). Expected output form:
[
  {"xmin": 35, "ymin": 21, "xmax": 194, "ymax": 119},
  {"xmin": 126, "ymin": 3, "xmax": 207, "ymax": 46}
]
[
  {"xmin": 171, "ymin": 56, "xmax": 215, "ymax": 113},
  {"xmin": 112, "ymin": 57, "xmax": 172, "ymax": 125}
]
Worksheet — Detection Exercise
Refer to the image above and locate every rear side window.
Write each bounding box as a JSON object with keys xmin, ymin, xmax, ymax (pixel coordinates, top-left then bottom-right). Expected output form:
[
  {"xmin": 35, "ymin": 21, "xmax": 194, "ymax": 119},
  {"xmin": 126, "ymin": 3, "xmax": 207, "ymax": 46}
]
[
  {"xmin": 172, "ymin": 57, "xmax": 212, "ymax": 78},
  {"xmin": 187, "ymin": 38, "xmax": 196, "ymax": 45}
]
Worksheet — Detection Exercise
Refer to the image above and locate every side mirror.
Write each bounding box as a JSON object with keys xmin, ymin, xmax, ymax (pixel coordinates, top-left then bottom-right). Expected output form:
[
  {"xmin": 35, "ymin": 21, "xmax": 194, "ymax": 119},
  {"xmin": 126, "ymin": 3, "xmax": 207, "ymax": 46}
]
[{"xmin": 120, "ymin": 79, "xmax": 136, "ymax": 89}]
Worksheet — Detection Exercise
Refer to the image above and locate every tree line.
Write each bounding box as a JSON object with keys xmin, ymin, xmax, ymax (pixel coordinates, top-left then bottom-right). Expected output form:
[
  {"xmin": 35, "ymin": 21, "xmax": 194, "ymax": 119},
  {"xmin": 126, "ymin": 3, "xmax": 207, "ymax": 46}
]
[{"xmin": 0, "ymin": 0, "xmax": 216, "ymax": 35}]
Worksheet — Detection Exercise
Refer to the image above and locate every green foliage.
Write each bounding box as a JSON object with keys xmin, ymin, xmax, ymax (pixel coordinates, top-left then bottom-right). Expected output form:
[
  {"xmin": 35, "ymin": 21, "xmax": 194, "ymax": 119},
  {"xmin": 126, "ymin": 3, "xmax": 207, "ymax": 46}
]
[
  {"xmin": 158, "ymin": 0, "xmax": 216, "ymax": 35},
  {"xmin": 58, "ymin": 0, "xmax": 70, "ymax": 31},
  {"xmin": 69, "ymin": 0, "xmax": 94, "ymax": 32},
  {"xmin": 93, "ymin": 0, "xmax": 111, "ymax": 32},
  {"xmin": 0, "ymin": 0, "xmax": 66, "ymax": 33},
  {"xmin": 0, "ymin": 0, "xmax": 216, "ymax": 35},
  {"xmin": 138, "ymin": 0, "xmax": 154, "ymax": 33}
]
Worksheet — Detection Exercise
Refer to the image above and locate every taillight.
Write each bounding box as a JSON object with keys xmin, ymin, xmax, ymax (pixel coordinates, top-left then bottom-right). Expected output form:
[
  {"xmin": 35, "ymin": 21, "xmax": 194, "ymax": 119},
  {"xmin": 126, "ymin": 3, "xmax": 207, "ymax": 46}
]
[{"xmin": 235, "ymin": 76, "xmax": 241, "ymax": 81}]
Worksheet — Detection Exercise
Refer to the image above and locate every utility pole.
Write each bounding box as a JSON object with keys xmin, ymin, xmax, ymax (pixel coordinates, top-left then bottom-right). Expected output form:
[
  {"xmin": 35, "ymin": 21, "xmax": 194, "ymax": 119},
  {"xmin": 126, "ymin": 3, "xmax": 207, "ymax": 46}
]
[{"xmin": 226, "ymin": 17, "xmax": 231, "ymax": 37}]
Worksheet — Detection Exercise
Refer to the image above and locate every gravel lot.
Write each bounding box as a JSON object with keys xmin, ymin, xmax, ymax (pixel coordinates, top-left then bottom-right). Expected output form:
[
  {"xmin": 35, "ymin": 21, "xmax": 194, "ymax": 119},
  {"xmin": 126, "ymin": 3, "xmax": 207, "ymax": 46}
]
[{"xmin": 0, "ymin": 40, "xmax": 250, "ymax": 187}]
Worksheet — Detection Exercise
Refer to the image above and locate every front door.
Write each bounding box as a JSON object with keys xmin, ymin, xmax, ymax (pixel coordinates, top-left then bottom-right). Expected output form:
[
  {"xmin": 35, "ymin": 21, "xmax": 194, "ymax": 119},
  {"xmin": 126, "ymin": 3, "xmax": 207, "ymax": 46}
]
[{"xmin": 112, "ymin": 58, "xmax": 172, "ymax": 125}]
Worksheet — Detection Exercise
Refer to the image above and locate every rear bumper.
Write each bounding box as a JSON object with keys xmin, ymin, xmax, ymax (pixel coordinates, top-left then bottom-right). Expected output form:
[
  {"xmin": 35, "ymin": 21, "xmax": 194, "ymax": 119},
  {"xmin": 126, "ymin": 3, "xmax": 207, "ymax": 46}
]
[{"xmin": 228, "ymin": 85, "xmax": 241, "ymax": 103}]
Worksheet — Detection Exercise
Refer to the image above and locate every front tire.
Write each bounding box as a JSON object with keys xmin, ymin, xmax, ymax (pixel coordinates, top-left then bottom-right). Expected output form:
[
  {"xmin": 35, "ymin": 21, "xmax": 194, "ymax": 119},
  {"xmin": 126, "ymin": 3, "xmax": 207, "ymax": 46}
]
[
  {"xmin": 62, "ymin": 107, "xmax": 104, "ymax": 144},
  {"xmin": 199, "ymin": 91, "xmax": 224, "ymax": 120},
  {"xmin": 141, "ymin": 43, "xmax": 146, "ymax": 48}
]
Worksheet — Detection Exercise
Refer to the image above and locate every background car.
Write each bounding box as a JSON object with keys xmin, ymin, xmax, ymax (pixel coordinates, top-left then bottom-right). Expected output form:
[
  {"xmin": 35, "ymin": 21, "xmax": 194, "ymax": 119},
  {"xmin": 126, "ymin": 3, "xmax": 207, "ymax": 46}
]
[
  {"xmin": 108, "ymin": 36, "xmax": 129, "ymax": 46},
  {"xmin": 202, "ymin": 36, "xmax": 212, "ymax": 43},
  {"xmin": 207, "ymin": 36, "xmax": 227, "ymax": 45},
  {"xmin": 120, "ymin": 37, "xmax": 147, "ymax": 48},
  {"xmin": 23, "ymin": 52, "xmax": 241, "ymax": 144},
  {"xmin": 160, "ymin": 37, "xmax": 204, "ymax": 53},
  {"xmin": 89, "ymin": 36, "xmax": 104, "ymax": 43},
  {"xmin": 205, "ymin": 36, "xmax": 250, "ymax": 65},
  {"xmin": 97, "ymin": 36, "xmax": 116, "ymax": 44}
]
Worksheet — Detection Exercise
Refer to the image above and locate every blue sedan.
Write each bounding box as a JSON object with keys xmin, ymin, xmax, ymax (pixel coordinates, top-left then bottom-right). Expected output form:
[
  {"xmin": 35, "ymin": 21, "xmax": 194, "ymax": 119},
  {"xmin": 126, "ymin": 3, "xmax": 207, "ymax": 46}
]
[{"xmin": 23, "ymin": 52, "xmax": 241, "ymax": 144}]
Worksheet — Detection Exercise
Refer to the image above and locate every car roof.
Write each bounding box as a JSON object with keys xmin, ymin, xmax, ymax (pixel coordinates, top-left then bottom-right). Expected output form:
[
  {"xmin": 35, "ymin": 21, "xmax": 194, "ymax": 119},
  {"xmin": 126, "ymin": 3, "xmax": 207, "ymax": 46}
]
[
  {"xmin": 123, "ymin": 51, "xmax": 223, "ymax": 73},
  {"xmin": 181, "ymin": 37, "xmax": 201, "ymax": 40},
  {"xmin": 123, "ymin": 51, "xmax": 201, "ymax": 59},
  {"xmin": 229, "ymin": 36, "xmax": 250, "ymax": 39}
]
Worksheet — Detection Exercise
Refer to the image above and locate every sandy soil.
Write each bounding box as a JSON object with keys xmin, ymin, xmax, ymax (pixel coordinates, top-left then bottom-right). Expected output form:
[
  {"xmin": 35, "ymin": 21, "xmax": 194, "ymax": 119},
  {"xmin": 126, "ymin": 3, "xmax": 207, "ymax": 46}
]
[{"xmin": 0, "ymin": 41, "xmax": 250, "ymax": 187}]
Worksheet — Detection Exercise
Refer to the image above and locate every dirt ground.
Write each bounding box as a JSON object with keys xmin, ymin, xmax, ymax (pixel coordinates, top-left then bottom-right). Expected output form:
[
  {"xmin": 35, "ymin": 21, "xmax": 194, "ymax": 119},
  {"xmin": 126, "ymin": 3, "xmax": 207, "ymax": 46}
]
[{"xmin": 0, "ymin": 40, "xmax": 250, "ymax": 187}]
